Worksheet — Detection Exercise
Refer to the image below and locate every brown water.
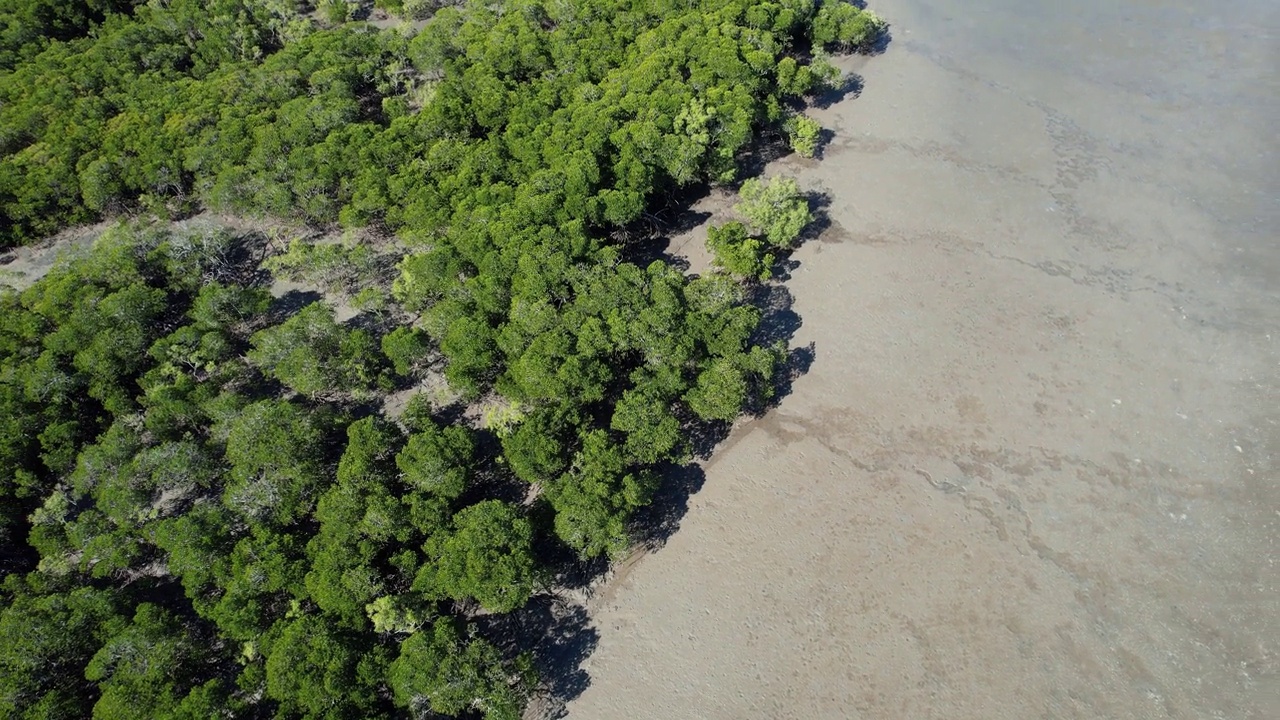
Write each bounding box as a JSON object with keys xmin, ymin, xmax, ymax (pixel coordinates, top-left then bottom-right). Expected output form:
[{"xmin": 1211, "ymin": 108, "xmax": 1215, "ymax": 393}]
[{"xmin": 562, "ymin": 1, "xmax": 1279, "ymax": 718}]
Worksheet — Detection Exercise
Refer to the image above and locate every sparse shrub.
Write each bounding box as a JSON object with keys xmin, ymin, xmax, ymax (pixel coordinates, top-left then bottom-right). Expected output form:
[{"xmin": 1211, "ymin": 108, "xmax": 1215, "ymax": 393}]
[
  {"xmin": 381, "ymin": 326, "xmax": 430, "ymax": 376},
  {"xmin": 735, "ymin": 176, "xmax": 814, "ymax": 248},
  {"xmin": 706, "ymin": 222, "xmax": 774, "ymax": 281},
  {"xmin": 813, "ymin": 3, "xmax": 887, "ymax": 50},
  {"xmin": 247, "ymin": 302, "xmax": 386, "ymax": 397},
  {"xmin": 321, "ymin": 0, "xmax": 350, "ymax": 24},
  {"xmin": 785, "ymin": 114, "xmax": 823, "ymax": 158}
]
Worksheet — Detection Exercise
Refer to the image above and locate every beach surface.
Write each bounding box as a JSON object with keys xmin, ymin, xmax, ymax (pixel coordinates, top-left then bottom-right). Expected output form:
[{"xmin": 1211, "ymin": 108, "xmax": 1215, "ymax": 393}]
[{"xmin": 563, "ymin": 1, "xmax": 1279, "ymax": 718}]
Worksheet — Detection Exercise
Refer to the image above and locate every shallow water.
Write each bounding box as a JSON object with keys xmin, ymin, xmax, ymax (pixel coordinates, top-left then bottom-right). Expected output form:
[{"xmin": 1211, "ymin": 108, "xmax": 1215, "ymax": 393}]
[{"xmin": 563, "ymin": 1, "xmax": 1278, "ymax": 718}]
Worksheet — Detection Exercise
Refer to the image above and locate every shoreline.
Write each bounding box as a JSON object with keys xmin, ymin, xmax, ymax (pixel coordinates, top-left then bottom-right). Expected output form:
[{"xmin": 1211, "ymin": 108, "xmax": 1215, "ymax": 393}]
[{"xmin": 562, "ymin": 0, "xmax": 1278, "ymax": 717}]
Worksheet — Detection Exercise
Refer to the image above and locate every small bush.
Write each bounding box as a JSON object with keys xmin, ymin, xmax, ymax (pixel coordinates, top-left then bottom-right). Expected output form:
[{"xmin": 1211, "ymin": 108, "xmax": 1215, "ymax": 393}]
[
  {"xmin": 812, "ymin": 4, "xmax": 887, "ymax": 51},
  {"xmin": 381, "ymin": 326, "xmax": 430, "ymax": 376},
  {"xmin": 321, "ymin": 0, "xmax": 351, "ymax": 24},
  {"xmin": 785, "ymin": 114, "xmax": 823, "ymax": 158},
  {"xmin": 706, "ymin": 222, "xmax": 774, "ymax": 281},
  {"xmin": 735, "ymin": 176, "xmax": 813, "ymax": 249}
]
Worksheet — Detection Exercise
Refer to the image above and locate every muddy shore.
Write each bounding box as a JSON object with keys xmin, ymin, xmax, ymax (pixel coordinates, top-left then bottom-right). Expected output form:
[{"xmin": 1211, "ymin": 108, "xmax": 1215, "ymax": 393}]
[{"xmin": 563, "ymin": 1, "xmax": 1278, "ymax": 718}]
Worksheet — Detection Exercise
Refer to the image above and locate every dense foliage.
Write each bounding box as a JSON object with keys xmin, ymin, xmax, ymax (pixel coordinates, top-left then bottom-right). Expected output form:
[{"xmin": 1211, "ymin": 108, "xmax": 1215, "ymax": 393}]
[{"xmin": 0, "ymin": 0, "xmax": 886, "ymax": 717}]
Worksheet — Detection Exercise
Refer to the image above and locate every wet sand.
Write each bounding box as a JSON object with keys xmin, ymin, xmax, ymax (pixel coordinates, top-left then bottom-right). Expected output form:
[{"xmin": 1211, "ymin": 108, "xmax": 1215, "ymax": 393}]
[{"xmin": 564, "ymin": 1, "xmax": 1278, "ymax": 718}]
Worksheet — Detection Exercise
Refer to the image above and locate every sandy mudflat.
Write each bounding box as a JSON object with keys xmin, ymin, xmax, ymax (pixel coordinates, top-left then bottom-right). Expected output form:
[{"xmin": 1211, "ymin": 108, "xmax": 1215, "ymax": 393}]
[{"xmin": 562, "ymin": 1, "xmax": 1278, "ymax": 718}]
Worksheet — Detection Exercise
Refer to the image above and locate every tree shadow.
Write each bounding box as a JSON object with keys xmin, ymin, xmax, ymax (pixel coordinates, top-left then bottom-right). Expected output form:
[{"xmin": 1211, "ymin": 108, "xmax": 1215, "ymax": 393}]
[
  {"xmin": 0, "ymin": 526, "xmax": 39, "ymax": 578},
  {"xmin": 616, "ymin": 207, "xmax": 710, "ymax": 271},
  {"xmin": 653, "ymin": 205, "xmax": 714, "ymax": 237},
  {"xmin": 348, "ymin": 1, "xmax": 374, "ymax": 21},
  {"xmin": 267, "ymin": 288, "xmax": 323, "ymax": 322},
  {"xmin": 771, "ymin": 342, "xmax": 816, "ymax": 411},
  {"xmin": 770, "ymin": 257, "xmax": 802, "ymax": 282},
  {"xmin": 735, "ymin": 137, "xmax": 794, "ymax": 183},
  {"xmin": 799, "ymin": 191, "xmax": 834, "ymax": 244},
  {"xmin": 748, "ymin": 283, "xmax": 802, "ymax": 347},
  {"xmin": 678, "ymin": 407, "xmax": 734, "ymax": 461},
  {"xmin": 476, "ymin": 594, "xmax": 599, "ymax": 719},
  {"xmin": 843, "ymin": 3, "xmax": 895, "ymax": 55},
  {"xmin": 866, "ymin": 27, "xmax": 893, "ymax": 57},
  {"xmin": 469, "ymin": 430, "xmax": 548, "ymax": 511},
  {"xmin": 432, "ymin": 400, "xmax": 470, "ymax": 429},
  {"xmin": 528, "ymin": 599, "xmax": 598, "ymax": 717},
  {"xmin": 632, "ymin": 463, "xmax": 707, "ymax": 552},
  {"xmin": 215, "ymin": 229, "xmax": 275, "ymax": 287},
  {"xmin": 811, "ymin": 72, "xmax": 864, "ymax": 110},
  {"xmin": 743, "ymin": 282, "xmax": 816, "ymax": 418},
  {"xmin": 534, "ymin": 525, "xmax": 611, "ymax": 594}
]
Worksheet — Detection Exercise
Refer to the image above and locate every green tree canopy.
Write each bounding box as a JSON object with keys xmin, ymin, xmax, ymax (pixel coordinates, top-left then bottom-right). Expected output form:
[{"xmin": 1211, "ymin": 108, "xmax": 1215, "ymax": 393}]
[
  {"xmin": 0, "ymin": 581, "xmax": 127, "ymax": 718},
  {"xmin": 389, "ymin": 619, "xmax": 530, "ymax": 720},
  {"xmin": 221, "ymin": 399, "xmax": 327, "ymax": 527},
  {"xmin": 812, "ymin": 2, "xmax": 887, "ymax": 51},
  {"xmin": 85, "ymin": 603, "xmax": 226, "ymax": 720},
  {"xmin": 265, "ymin": 615, "xmax": 389, "ymax": 720},
  {"xmin": 248, "ymin": 302, "xmax": 386, "ymax": 398},
  {"xmin": 416, "ymin": 500, "xmax": 536, "ymax": 613},
  {"xmin": 0, "ymin": 1, "xmax": 880, "ymax": 717},
  {"xmin": 546, "ymin": 430, "xmax": 658, "ymax": 559},
  {"xmin": 395, "ymin": 420, "xmax": 475, "ymax": 501},
  {"xmin": 706, "ymin": 221, "xmax": 775, "ymax": 281},
  {"xmin": 735, "ymin": 175, "xmax": 814, "ymax": 249}
]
